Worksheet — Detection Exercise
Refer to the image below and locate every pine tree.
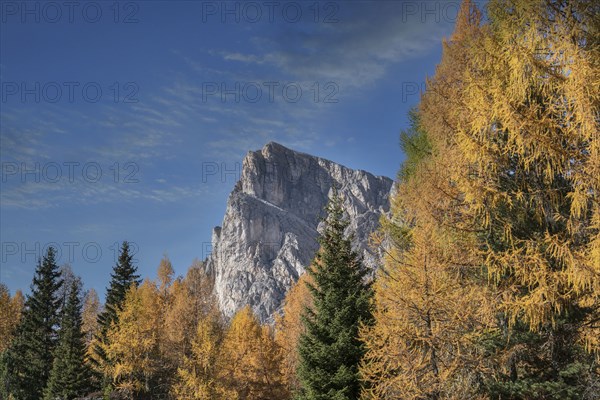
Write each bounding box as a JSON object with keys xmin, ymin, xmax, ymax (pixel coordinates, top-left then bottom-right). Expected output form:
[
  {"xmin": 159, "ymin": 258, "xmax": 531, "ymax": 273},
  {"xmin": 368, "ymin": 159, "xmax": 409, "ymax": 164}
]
[
  {"xmin": 96, "ymin": 241, "xmax": 141, "ymax": 337},
  {"xmin": 296, "ymin": 193, "xmax": 373, "ymax": 400},
  {"xmin": 44, "ymin": 280, "xmax": 93, "ymax": 399},
  {"xmin": 90, "ymin": 241, "xmax": 140, "ymax": 387},
  {"xmin": 4, "ymin": 247, "xmax": 63, "ymax": 399}
]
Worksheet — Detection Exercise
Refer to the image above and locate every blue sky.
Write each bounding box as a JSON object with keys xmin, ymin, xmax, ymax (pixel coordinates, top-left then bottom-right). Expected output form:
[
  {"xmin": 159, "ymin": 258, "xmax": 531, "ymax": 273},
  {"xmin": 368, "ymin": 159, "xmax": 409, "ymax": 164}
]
[{"xmin": 1, "ymin": 1, "xmax": 466, "ymax": 299}]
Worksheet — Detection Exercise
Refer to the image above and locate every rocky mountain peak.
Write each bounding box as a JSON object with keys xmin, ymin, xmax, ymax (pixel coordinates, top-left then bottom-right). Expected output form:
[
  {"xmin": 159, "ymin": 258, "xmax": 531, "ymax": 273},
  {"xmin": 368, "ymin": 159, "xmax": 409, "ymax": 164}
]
[{"xmin": 205, "ymin": 142, "xmax": 394, "ymax": 322}]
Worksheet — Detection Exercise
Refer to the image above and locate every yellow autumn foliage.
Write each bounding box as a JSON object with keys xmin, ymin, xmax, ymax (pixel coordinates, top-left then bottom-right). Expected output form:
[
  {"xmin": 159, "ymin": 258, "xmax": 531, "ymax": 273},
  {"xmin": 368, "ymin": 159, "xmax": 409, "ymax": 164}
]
[
  {"xmin": 275, "ymin": 273, "xmax": 314, "ymax": 394},
  {"xmin": 458, "ymin": 0, "xmax": 600, "ymax": 348},
  {"xmin": 103, "ymin": 280, "xmax": 161, "ymax": 397}
]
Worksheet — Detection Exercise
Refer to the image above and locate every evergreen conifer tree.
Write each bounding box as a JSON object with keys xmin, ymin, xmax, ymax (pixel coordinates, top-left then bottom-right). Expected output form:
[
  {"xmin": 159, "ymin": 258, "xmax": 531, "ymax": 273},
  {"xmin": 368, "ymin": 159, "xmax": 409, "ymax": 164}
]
[
  {"xmin": 96, "ymin": 241, "xmax": 140, "ymax": 337},
  {"xmin": 4, "ymin": 247, "xmax": 63, "ymax": 399},
  {"xmin": 296, "ymin": 193, "xmax": 373, "ymax": 400},
  {"xmin": 91, "ymin": 241, "xmax": 140, "ymax": 391},
  {"xmin": 44, "ymin": 280, "xmax": 93, "ymax": 399}
]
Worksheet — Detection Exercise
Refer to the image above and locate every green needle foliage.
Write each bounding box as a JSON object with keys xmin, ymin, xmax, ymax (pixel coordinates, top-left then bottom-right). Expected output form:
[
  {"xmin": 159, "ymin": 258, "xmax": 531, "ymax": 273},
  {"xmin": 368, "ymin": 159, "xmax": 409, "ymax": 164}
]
[
  {"xmin": 90, "ymin": 241, "xmax": 140, "ymax": 392},
  {"xmin": 296, "ymin": 193, "xmax": 374, "ymax": 400},
  {"xmin": 44, "ymin": 280, "xmax": 93, "ymax": 399},
  {"xmin": 4, "ymin": 247, "xmax": 63, "ymax": 400}
]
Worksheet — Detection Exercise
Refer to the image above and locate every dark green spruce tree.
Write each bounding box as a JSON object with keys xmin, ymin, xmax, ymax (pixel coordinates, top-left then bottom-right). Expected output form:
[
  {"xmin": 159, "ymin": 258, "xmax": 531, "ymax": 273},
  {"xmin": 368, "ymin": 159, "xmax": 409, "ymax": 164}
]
[
  {"xmin": 96, "ymin": 241, "xmax": 140, "ymax": 337},
  {"xmin": 296, "ymin": 193, "xmax": 374, "ymax": 400},
  {"xmin": 4, "ymin": 247, "xmax": 63, "ymax": 400},
  {"xmin": 91, "ymin": 241, "xmax": 140, "ymax": 390},
  {"xmin": 44, "ymin": 280, "xmax": 93, "ymax": 399}
]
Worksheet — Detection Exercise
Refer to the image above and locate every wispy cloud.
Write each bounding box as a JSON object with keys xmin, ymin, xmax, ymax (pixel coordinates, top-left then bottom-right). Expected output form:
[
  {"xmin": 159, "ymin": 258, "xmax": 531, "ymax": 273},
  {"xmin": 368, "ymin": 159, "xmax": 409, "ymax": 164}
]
[
  {"xmin": 218, "ymin": 2, "xmax": 453, "ymax": 88},
  {"xmin": 1, "ymin": 178, "xmax": 206, "ymax": 209},
  {"xmin": 222, "ymin": 52, "xmax": 264, "ymax": 64},
  {"xmin": 1, "ymin": 3, "xmax": 448, "ymax": 210}
]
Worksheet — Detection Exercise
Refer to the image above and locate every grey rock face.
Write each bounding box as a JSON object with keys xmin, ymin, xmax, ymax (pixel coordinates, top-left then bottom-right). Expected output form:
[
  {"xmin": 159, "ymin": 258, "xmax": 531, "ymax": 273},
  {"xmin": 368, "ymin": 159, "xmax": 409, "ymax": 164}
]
[{"xmin": 205, "ymin": 142, "xmax": 393, "ymax": 322}]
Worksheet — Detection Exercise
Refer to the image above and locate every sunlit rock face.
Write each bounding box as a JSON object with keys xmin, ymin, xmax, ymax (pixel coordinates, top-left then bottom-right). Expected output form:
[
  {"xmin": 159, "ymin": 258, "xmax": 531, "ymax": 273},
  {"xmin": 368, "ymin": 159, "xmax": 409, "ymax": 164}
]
[{"xmin": 205, "ymin": 142, "xmax": 393, "ymax": 322}]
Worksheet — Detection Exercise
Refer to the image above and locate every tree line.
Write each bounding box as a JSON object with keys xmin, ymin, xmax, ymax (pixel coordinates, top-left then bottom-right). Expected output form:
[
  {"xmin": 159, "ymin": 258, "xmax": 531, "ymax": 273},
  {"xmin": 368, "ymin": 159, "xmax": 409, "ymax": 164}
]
[
  {"xmin": 1, "ymin": 0, "xmax": 598, "ymax": 398},
  {"xmin": 0, "ymin": 194, "xmax": 371, "ymax": 400}
]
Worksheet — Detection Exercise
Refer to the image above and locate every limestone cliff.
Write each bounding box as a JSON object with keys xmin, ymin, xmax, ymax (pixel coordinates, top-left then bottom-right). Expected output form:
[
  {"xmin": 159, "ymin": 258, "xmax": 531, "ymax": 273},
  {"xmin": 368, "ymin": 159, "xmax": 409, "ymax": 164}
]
[{"xmin": 205, "ymin": 142, "xmax": 393, "ymax": 322}]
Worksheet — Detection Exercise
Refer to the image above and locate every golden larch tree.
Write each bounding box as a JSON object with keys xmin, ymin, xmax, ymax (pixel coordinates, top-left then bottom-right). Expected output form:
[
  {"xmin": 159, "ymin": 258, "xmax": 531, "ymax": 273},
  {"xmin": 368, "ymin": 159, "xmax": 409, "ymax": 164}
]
[
  {"xmin": 172, "ymin": 308, "xmax": 233, "ymax": 400},
  {"xmin": 219, "ymin": 305, "xmax": 288, "ymax": 400},
  {"xmin": 452, "ymin": 0, "xmax": 600, "ymax": 395},
  {"xmin": 0, "ymin": 285, "xmax": 24, "ymax": 353},
  {"xmin": 81, "ymin": 288, "xmax": 101, "ymax": 346},
  {"xmin": 275, "ymin": 273, "xmax": 313, "ymax": 395},
  {"xmin": 360, "ymin": 1, "xmax": 494, "ymax": 398},
  {"xmin": 103, "ymin": 280, "xmax": 162, "ymax": 398}
]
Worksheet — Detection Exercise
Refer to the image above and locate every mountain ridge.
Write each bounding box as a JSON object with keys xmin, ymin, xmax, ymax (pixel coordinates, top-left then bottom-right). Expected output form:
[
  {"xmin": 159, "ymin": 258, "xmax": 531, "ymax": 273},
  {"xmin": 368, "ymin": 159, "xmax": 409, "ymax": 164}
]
[{"xmin": 205, "ymin": 142, "xmax": 394, "ymax": 322}]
